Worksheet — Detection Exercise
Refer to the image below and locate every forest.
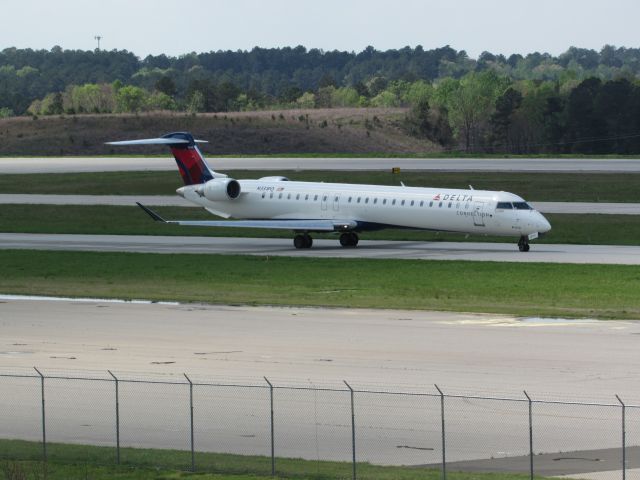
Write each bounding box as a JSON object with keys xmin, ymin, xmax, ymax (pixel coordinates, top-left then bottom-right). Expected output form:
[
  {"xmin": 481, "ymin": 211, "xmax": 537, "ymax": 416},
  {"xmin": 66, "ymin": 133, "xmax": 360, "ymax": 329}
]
[{"xmin": 2, "ymin": 44, "xmax": 640, "ymax": 153}]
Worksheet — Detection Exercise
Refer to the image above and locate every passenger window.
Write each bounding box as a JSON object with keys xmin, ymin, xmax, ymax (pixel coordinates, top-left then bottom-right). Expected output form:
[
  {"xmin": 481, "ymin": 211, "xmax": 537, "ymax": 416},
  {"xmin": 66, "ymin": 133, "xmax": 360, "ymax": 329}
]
[
  {"xmin": 287, "ymin": 193, "xmax": 291, "ymax": 199},
  {"xmin": 323, "ymin": 195, "xmax": 327, "ymax": 202},
  {"xmin": 270, "ymin": 192, "xmax": 274, "ymax": 199},
  {"xmin": 373, "ymin": 198, "xmax": 378, "ymax": 204},
  {"xmin": 278, "ymin": 193, "xmax": 283, "ymax": 199},
  {"xmin": 365, "ymin": 198, "xmax": 369, "ymax": 204},
  {"xmin": 420, "ymin": 201, "xmax": 424, "ymax": 207},
  {"xmin": 448, "ymin": 202, "xmax": 452, "ymax": 208},
  {"xmin": 383, "ymin": 199, "xmax": 387, "ymax": 205},
  {"xmin": 410, "ymin": 200, "xmax": 415, "ymax": 206},
  {"xmin": 305, "ymin": 194, "xmax": 309, "ymax": 201},
  {"xmin": 439, "ymin": 202, "xmax": 443, "ymax": 207},
  {"xmin": 357, "ymin": 197, "xmax": 361, "ymax": 203},
  {"xmin": 314, "ymin": 195, "xmax": 318, "ymax": 201},
  {"xmin": 348, "ymin": 197, "xmax": 352, "ymax": 203},
  {"xmin": 296, "ymin": 194, "xmax": 300, "ymax": 200},
  {"xmin": 401, "ymin": 200, "xmax": 405, "ymax": 206},
  {"xmin": 334, "ymin": 196, "xmax": 339, "ymax": 202},
  {"xmin": 392, "ymin": 199, "xmax": 396, "ymax": 205},
  {"xmin": 261, "ymin": 192, "xmax": 265, "ymax": 198},
  {"xmin": 429, "ymin": 201, "xmax": 433, "ymax": 207}
]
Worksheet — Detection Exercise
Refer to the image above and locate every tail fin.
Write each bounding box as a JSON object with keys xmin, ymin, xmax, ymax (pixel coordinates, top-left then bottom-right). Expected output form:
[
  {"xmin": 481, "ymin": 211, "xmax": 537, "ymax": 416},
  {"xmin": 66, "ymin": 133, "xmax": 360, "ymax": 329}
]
[{"xmin": 106, "ymin": 132, "xmax": 214, "ymax": 185}]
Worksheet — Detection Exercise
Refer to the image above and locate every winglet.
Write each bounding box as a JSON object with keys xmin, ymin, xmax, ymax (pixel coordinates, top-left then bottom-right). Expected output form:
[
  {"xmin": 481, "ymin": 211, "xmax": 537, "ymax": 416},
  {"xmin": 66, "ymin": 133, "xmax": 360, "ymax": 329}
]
[{"xmin": 136, "ymin": 202, "xmax": 167, "ymax": 223}]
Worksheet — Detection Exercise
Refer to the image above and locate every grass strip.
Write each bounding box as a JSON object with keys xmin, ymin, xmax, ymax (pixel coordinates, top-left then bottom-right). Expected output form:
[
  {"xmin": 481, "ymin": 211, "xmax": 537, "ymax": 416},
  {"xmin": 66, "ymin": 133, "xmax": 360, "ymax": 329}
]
[
  {"xmin": 0, "ymin": 204, "xmax": 638, "ymax": 246},
  {"xmin": 0, "ymin": 439, "xmax": 550, "ymax": 480},
  {"xmin": 0, "ymin": 250, "xmax": 638, "ymax": 319},
  {"xmin": 0, "ymin": 170, "xmax": 639, "ymax": 202}
]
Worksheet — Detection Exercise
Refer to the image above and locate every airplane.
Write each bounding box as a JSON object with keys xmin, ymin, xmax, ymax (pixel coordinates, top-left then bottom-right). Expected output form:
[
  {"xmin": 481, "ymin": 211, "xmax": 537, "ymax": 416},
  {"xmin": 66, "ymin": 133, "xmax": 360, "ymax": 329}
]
[{"xmin": 107, "ymin": 131, "xmax": 551, "ymax": 252}]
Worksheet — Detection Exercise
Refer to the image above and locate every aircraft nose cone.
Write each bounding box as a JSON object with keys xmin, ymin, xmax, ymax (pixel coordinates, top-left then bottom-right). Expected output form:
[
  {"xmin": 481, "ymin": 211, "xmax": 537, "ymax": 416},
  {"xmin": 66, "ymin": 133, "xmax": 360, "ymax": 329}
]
[{"xmin": 538, "ymin": 214, "xmax": 551, "ymax": 233}]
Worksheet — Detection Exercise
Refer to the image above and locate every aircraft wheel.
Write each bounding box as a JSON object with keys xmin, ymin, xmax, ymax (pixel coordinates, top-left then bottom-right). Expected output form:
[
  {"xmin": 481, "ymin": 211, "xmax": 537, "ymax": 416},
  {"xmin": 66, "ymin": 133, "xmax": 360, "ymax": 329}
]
[
  {"xmin": 518, "ymin": 236, "xmax": 530, "ymax": 252},
  {"xmin": 294, "ymin": 234, "xmax": 306, "ymax": 249},
  {"xmin": 304, "ymin": 234, "xmax": 313, "ymax": 248},
  {"xmin": 340, "ymin": 232, "xmax": 359, "ymax": 247}
]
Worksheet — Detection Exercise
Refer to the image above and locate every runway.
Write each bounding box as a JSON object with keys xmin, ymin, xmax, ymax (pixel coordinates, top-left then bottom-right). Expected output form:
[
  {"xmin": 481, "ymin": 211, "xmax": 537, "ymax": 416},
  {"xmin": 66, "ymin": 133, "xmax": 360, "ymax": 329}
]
[
  {"xmin": 1, "ymin": 194, "xmax": 639, "ymax": 214},
  {"xmin": 0, "ymin": 232, "xmax": 638, "ymax": 264},
  {"xmin": 1, "ymin": 299, "xmax": 638, "ymax": 472},
  {"xmin": 2, "ymin": 156, "xmax": 640, "ymax": 173}
]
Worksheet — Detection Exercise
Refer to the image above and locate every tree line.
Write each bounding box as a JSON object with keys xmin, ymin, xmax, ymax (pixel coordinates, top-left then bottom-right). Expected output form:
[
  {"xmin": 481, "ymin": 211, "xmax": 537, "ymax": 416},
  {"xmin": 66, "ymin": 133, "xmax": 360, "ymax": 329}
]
[{"xmin": 2, "ymin": 45, "xmax": 640, "ymax": 153}]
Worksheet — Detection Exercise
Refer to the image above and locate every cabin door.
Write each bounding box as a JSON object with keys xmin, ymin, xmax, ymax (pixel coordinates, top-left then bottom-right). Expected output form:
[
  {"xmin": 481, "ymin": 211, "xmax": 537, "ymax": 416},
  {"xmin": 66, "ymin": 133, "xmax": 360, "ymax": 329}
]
[{"xmin": 473, "ymin": 201, "xmax": 485, "ymax": 226}]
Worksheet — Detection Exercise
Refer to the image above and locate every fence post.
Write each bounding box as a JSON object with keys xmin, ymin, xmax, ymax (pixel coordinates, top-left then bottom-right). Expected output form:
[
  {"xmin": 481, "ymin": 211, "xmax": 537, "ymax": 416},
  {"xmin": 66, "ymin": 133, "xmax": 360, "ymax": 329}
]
[
  {"xmin": 264, "ymin": 377, "xmax": 275, "ymax": 476},
  {"xmin": 184, "ymin": 374, "xmax": 195, "ymax": 472},
  {"xmin": 344, "ymin": 381, "xmax": 356, "ymax": 480},
  {"xmin": 616, "ymin": 395, "xmax": 626, "ymax": 480},
  {"xmin": 435, "ymin": 384, "xmax": 446, "ymax": 480},
  {"xmin": 524, "ymin": 391, "xmax": 533, "ymax": 480},
  {"xmin": 33, "ymin": 367, "xmax": 46, "ymax": 463},
  {"xmin": 107, "ymin": 370, "xmax": 120, "ymax": 464}
]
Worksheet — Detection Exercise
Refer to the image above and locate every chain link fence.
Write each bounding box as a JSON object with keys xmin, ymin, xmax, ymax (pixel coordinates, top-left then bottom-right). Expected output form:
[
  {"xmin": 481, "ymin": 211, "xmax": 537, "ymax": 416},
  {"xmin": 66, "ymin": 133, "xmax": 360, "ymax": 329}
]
[{"xmin": 1, "ymin": 368, "xmax": 637, "ymax": 479}]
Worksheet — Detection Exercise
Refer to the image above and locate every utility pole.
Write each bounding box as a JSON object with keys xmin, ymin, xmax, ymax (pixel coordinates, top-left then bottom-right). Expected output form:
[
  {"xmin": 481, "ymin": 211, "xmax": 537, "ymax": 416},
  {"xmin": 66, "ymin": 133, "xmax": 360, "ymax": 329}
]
[{"xmin": 94, "ymin": 35, "xmax": 102, "ymax": 51}]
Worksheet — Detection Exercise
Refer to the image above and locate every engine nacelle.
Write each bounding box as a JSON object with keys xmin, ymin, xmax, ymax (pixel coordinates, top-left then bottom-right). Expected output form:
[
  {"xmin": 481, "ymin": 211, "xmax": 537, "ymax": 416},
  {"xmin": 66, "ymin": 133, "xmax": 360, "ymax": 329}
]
[{"xmin": 197, "ymin": 178, "xmax": 241, "ymax": 201}]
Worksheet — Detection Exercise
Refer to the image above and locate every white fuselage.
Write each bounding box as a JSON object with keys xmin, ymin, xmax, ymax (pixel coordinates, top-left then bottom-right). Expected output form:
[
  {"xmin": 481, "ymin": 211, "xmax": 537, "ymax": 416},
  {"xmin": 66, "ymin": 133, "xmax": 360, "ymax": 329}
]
[{"xmin": 178, "ymin": 179, "xmax": 551, "ymax": 238}]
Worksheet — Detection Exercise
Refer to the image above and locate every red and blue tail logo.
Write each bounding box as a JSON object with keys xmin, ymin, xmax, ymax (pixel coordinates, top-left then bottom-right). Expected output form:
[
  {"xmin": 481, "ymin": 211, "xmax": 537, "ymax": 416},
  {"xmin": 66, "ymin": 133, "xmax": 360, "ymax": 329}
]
[{"xmin": 163, "ymin": 132, "xmax": 214, "ymax": 185}]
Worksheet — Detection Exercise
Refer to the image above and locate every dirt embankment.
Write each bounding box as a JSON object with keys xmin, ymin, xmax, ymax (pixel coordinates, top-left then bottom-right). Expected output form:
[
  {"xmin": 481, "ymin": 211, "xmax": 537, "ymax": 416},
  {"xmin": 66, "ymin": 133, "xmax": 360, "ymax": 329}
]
[{"xmin": 0, "ymin": 108, "xmax": 440, "ymax": 156}]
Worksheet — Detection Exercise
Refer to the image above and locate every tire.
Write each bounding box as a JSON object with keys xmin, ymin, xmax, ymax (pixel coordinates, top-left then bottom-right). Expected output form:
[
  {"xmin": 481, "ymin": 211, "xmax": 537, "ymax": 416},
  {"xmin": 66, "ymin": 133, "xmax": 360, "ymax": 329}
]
[
  {"xmin": 304, "ymin": 235, "xmax": 313, "ymax": 248},
  {"xmin": 294, "ymin": 235, "xmax": 305, "ymax": 249}
]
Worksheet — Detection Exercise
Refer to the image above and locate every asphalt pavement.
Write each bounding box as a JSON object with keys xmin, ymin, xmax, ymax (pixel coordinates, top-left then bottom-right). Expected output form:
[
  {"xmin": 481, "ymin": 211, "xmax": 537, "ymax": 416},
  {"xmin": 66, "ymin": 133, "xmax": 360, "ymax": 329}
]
[
  {"xmin": 0, "ymin": 233, "xmax": 638, "ymax": 264},
  {"xmin": 2, "ymin": 156, "xmax": 640, "ymax": 173}
]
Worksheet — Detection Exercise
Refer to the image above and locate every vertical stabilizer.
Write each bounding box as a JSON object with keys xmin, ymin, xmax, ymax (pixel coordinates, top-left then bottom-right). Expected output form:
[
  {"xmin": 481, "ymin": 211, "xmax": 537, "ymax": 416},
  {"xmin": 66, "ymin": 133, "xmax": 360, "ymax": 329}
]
[
  {"xmin": 106, "ymin": 132, "xmax": 214, "ymax": 186},
  {"xmin": 162, "ymin": 132, "xmax": 214, "ymax": 185}
]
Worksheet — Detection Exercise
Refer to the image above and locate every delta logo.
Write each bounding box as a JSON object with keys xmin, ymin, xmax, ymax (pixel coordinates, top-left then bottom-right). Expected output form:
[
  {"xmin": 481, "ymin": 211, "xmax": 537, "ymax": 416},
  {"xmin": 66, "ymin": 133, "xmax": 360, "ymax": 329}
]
[{"xmin": 433, "ymin": 193, "xmax": 473, "ymax": 201}]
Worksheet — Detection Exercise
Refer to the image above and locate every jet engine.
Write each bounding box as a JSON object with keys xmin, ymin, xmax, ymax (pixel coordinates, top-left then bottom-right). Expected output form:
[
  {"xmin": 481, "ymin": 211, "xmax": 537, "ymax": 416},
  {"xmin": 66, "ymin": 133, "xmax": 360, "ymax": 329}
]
[{"xmin": 197, "ymin": 178, "xmax": 241, "ymax": 201}]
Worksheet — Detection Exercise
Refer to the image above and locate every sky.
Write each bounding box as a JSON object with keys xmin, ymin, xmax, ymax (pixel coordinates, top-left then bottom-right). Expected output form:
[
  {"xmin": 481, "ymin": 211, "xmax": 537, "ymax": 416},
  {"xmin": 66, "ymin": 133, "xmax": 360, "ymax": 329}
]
[{"xmin": 1, "ymin": 0, "xmax": 638, "ymax": 59}]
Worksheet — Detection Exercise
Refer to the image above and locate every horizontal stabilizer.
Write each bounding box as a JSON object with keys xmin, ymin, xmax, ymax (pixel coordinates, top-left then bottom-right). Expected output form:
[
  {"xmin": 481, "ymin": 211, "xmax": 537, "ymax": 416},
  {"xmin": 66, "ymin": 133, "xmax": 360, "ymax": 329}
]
[
  {"xmin": 136, "ymin": 203, "xmax": 356, "ymax": 232},
  {"xmin": 106, "ymin": 138, "xmax": 208, "ymax": 146}
]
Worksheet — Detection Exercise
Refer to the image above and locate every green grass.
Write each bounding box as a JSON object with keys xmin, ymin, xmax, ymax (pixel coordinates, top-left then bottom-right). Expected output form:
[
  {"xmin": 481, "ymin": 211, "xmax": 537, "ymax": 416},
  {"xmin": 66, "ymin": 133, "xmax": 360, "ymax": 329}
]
[
  {"xmin": 1, "ymin": 170, "xmax": 639, "ymax": 201},
  {"xmin": 0, "ymin": 250, "xmax": 638, "ymax": 319},
  {"xmin": 0, "ymin": 439, "xmax": 553, "ymax": 480},
  {"xmin": 0, "ymin": 204, "xmax": 638, "ymax": 246}
]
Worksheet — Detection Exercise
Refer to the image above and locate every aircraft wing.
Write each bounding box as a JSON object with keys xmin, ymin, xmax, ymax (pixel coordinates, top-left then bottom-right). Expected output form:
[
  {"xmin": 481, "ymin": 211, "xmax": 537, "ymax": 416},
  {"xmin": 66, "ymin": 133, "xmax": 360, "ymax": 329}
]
[{"xmin": 137, "ymin": 203, "xmax": 356, "ymax": 231}]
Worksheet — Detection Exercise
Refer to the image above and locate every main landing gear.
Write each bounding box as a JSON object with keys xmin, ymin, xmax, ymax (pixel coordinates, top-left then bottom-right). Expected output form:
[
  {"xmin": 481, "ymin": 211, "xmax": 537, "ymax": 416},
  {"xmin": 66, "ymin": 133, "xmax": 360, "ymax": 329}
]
[
  {"xmin": 339, "ymin": 232, "xmax": 359, "ymax": 248},
  {"xmin": 293, "ymin": 233, "xmax": 313, "ymax": 249},
  {"xmin": 518, "ymin": 236, "xmax": 530, "ymax": 252},
  {"xmin": 293, "ymin": 232, "xmax": 360, "ymax": 249}
]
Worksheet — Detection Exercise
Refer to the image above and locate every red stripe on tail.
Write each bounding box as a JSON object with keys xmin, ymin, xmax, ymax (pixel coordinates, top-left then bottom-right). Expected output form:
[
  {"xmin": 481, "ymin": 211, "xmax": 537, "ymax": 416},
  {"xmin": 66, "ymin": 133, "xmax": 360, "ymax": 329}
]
[{"xmin": 170, "ymin": 146, "xmax": 214, "ymax": 185}]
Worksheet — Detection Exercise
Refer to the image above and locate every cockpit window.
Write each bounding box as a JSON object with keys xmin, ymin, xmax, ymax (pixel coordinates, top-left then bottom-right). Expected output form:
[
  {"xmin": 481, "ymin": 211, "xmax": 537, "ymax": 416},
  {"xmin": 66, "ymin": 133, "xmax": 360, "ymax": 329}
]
[
  {"xmin": 513, "ymin": 202, "xmax": 532, "ymax": 210},
  {"xmin": 496, "ymin": 202, "xmax": 513, "ymax": 209}
]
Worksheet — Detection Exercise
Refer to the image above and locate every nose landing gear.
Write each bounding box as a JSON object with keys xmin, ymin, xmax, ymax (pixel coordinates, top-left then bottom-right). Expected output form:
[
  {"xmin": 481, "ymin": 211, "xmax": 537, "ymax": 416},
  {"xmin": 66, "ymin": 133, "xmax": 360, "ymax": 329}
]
[{"xmin": 518, "ymin": 236, "xmax": 530, "ymax": 252}]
